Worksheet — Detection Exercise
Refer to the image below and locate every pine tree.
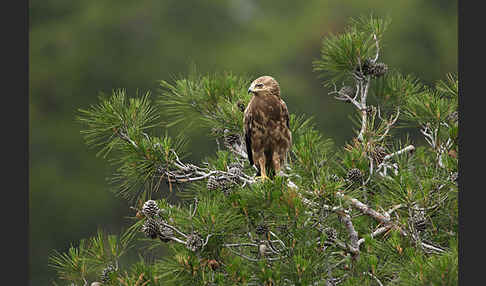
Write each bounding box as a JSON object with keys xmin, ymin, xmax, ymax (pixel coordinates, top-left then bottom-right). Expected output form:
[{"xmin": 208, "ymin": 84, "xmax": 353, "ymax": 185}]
[{"xmin": 49, "ymin": 14, "xmax": 458, "ymax": 286}]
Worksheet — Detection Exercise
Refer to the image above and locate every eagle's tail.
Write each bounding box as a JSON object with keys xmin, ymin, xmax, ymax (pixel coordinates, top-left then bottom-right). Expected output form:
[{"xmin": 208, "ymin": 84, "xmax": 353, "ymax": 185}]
[{"xmin": 245, "ymin": 132, "xmax": 253, "ymax": 166}]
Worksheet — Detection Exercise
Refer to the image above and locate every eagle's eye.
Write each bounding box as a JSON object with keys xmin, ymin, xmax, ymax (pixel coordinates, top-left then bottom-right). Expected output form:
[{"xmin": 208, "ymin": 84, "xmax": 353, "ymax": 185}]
[{"xmin": 255, "ymin": 83, "xmax": 264, "ymax": 88}]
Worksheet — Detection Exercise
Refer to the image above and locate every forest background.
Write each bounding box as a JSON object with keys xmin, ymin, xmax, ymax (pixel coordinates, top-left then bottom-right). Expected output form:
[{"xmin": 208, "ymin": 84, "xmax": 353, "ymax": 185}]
[{"xmin": 29, "ymin": 1, "xmax": 457, "ymax": 285}]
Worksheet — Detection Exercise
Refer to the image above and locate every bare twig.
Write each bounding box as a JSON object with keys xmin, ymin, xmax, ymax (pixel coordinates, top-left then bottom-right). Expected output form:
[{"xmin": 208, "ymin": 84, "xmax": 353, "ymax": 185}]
[
  {"xmin": 376, "ymin": 107, "xmax": 400, "ymax": 142},
  {"xmin": 156, "ymin": 149, "xmax": 256, "ymax": 187},
  {"xmin": 202, "ymin": 234, "xmax": 213, "ymax": 248},
  {"xmin": 386, "ymin": 204, "xmax": 404, "ymax": 218},
  {"xmin": 357, "ymin": 224, "xmax": 394, "ymax": 246},
  {"xmin": 323, "ymin": 238, "xmax": 358, "ymax": 256},
  {"xmin": 420, "ymin": 124, "xmax": 437, "ymax": 149},
  {"xmin": 336, "ymin": 192, "xmax": 391, "ymax": 224},
  {"xmin": 330, "ymin": 83, "xmax": 362, "ymax": 109},
  {"xmin": 223, "ymin": 243, "xmax": 258, "ymax": 248},
  {"xmin": 223, "ymin": 240, "xmax": 286, "ymax": 262},
  {"xmin": 372, "ymin": 34, "xmax": 380, "ymax": 63},
  {"xmin": 167, "ymin": 236, "xmax": 187, "ymax": 245},
  {"xmin": 357, "ymin": 79, "xmax": 369, "ymax": 142},
  {"xmin": 117, "ymin": 130, "xmax": 139, "ymax": 149},
  {"xmin": 224, "ymin": 246, "xmax": 259, "ymax": 262},
  {"xmin": 382, "ymin": 145, "xmax": 415, "ymax": 162},
  {"xmin": 268, "ymin": 231, "xmax": 287, "ymax": 251},
  {"xmin": 421, "ymin": 241, "xmax": 446, "ymax": 254},
  {"xmin": 160, "ymin": 221, "xmax": 188, "ymax": 238},
  {"xmin": 190, "ymin": 197, "xmax": 198, "ymax": 218},
  {"xmin": 338, "ymin": 213, "xmax": 360, "ymax": 259}
]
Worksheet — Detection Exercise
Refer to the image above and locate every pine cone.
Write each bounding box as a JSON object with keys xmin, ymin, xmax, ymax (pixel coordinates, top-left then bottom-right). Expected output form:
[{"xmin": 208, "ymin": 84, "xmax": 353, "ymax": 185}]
[
  {"xmin": 186, "ymin": 232, "xmax": 204, "ymax": 252},
  {"xmin": 371, "ymin": 146, "xmax": 388, "ymax": 165},
  {"xmin": 255, "ymin": 224, "xmax": 269, "ymax": 236},
  {"xmin": 207, "ymin": 176, "xmax": 220, "ymax": 191},
  {"xmin": 142, "ymin": 219, "xmax": 160, "ymax": 239},
  {"xmin": 355, "ymin": 59, "xmax": 388, "ymax": 78},
  {"xmin": 411, "ymin": 209, "xmax": 427, "ymax": 232},
  {"xmin": 360, "ymin": 58, "xmax": 373, "ymax": 76},
  {"xmin": 346, "ymin": 168, "xmax": 363, "ymax": 183},
  {"xmin": 142, "ymin": 200, "xmax": 160, "ymax": 218},
  {"xmin": 324, "ymin": 227, "xmax": 337, "ymax": 241},
  {"xmin": 228, "ymin": 162, "xmax": 244, "ymax": 177},
  {"xmin": 100, "ymin": 264, "xmax": 117, "ymax": 283},
  {"xmin": 220, "ymin": 178, "xmax": 234, "ymax": 196},
  {"xmin": 223, "ymin": 129, "xmax": 241, "ymax": 149},
  {"xmin": 369, "ymin": 62, "xmax": 388, "ymax": 78}
]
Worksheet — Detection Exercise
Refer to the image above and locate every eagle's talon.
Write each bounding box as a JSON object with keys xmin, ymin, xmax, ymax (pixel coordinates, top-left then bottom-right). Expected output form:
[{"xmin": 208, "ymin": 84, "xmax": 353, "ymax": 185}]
[{"xmin": 255, "ymin": 175, "xmax": 270, "ymax": 182}]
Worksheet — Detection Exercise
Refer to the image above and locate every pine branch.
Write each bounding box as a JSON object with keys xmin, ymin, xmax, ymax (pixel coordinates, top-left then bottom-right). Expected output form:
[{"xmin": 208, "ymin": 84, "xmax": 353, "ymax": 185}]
[{"xmin": 58, "ymin": 14, "xmax": 457, "ymax": 286}]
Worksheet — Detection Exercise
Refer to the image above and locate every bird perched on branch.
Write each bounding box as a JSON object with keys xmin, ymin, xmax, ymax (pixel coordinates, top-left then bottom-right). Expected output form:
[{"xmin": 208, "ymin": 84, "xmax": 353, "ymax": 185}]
[{"xmin": 244, "ymin": 76, "xmax": 292, "ymax": 180}]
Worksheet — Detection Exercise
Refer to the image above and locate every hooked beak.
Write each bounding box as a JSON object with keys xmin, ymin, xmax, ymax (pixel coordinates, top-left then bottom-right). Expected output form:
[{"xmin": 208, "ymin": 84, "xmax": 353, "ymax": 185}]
[{"xmin": 248, "ymin": 87, "xmax": 253, "ymax": 94}]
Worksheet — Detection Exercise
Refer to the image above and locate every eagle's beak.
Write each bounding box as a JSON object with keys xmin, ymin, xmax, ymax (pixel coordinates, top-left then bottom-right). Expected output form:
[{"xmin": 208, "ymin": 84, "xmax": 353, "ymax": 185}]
[{"xmin": 248, "ymin": 87, "xmax": 253, "ymax": 94}]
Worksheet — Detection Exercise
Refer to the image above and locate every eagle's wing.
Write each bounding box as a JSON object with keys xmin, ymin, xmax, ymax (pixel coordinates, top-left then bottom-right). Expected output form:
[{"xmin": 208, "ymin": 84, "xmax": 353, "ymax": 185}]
[{"xmin": 243, "ymin": 105, "xmax": 254, "ymax": 166}]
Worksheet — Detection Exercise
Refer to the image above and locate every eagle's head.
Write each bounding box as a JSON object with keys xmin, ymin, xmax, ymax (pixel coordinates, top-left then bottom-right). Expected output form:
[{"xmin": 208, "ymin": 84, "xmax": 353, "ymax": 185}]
[{"xmin": 248, "ymin": 76, "xmax": 280, "ymax": 97}]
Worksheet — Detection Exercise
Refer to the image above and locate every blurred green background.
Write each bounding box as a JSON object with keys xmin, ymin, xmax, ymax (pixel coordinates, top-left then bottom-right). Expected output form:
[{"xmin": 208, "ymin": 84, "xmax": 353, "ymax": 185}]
[{"xmin": 29, "ymin": 0, "xmax": 456, "ymax": 284}]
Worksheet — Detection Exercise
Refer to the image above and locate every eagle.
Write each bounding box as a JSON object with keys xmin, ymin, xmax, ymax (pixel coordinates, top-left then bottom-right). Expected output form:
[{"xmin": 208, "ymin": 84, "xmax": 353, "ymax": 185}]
[{"xmin": 244, "ymin": 76, "xmax": 292, "ymax": 180}]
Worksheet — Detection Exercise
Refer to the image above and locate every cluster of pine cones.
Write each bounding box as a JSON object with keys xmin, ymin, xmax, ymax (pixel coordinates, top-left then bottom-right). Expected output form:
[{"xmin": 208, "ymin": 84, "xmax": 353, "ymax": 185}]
[
  {"xmin": 339, "ymin": 146, "xmax": 389, "ymax": 185},
  {"xmin": 355, "ymin": 58, "xmax": 388, "ymax": 79},
  {"xmin": 140, "ymin": 200, "xmax": 174, "ymax": 242},
  {"xmin": 207, "ymin": 162, "xmax": 243, "ymax": 195}
]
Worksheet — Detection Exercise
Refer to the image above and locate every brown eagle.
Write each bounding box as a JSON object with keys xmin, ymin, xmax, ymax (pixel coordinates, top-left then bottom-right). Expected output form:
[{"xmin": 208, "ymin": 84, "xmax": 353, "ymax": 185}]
[{"xmin": 244, "ymin": 76, "xmax": 292, "ymax": 180}]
